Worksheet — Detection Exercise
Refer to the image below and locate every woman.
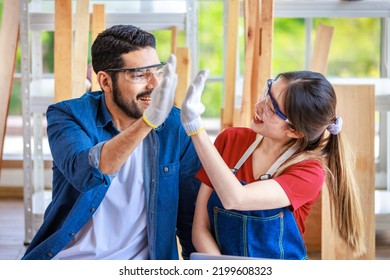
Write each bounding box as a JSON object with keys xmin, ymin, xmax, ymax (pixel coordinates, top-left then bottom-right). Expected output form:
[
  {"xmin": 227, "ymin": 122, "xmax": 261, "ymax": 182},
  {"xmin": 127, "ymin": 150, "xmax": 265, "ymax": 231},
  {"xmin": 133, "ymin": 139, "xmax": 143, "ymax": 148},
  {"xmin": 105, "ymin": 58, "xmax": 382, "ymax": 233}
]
[{"xmin": 181, "ymin": 70, "xmax": 366, "ymax": 259}]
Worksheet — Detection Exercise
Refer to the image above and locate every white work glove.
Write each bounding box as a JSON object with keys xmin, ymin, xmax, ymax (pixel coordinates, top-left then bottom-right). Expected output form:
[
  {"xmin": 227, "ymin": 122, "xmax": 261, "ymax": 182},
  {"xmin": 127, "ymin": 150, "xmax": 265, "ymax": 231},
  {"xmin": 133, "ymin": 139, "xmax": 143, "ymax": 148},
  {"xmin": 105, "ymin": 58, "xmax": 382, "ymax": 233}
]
[
  {"xmin": 181, "ymin": 69, "xmax": 209, "ymax": 136},
  {"xmin": 143, "ymin": 54, "xmax": 178, "ymax": 128}
]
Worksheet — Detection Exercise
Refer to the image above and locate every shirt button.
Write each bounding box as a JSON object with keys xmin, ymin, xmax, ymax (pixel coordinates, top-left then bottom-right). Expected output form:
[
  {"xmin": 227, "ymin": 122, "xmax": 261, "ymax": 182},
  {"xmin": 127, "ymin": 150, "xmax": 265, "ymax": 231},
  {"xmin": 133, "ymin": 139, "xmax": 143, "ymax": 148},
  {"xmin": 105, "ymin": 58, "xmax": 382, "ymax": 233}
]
[
  {"xmin": 69, "ymin": 232, "xmax": 75, "ymax": 237},
  {"xmin": 90, "ymin": 208, "xmax": 96, "ymax": 212},
  {"xmin": 47, "ymin": 252, "xmax": 52, "ymax": 257},
  {"xmin": 163, "ymin": 167, "xmax": 169, "ymax": 172}
]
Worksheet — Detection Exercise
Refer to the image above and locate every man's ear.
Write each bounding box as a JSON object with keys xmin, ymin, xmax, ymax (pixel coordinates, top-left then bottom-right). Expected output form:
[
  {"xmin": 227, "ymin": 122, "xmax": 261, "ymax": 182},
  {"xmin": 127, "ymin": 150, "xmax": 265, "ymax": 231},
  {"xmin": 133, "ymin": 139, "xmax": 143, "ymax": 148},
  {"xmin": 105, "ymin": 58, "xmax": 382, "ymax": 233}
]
[
  {"xmin": 97, "ymin": 71, "xmax": 112, "ymax": 93},
  {"xmin": 286, "ymin": 128, "xmax": 304, "ymax": 139}
]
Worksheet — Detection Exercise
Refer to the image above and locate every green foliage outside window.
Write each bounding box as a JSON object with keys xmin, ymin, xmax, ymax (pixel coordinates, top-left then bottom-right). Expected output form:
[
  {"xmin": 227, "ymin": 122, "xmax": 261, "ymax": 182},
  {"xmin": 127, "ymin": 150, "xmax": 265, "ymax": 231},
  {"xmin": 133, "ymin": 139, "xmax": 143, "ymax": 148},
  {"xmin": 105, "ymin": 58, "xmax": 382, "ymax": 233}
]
[
  {"xmin": 273, "ymin": 18, "xmax": 306, "ymax": 74},
  {"xmin": 197, "ymin": 1, "xmax": 225, "ymax": 117},
  {"xmin": 315, "ymin": 18, "xmax": 380, "ymax": 78}
]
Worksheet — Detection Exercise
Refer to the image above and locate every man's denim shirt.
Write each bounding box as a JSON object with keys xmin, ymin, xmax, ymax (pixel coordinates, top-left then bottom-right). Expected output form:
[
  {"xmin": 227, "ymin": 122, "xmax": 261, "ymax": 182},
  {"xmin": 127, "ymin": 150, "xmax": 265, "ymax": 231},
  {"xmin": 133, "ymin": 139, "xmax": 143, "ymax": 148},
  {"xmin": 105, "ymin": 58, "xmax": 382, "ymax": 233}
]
[{"xmin": 21, "ymin": 91, "xmax": 201, "ymax": 260}]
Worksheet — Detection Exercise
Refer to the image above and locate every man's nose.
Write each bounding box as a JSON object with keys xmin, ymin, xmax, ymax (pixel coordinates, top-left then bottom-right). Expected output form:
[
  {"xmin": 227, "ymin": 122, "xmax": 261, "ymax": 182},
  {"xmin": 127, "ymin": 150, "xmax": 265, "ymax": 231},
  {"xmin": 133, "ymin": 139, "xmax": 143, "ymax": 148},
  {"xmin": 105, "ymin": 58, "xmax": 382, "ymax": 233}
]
[{"xmin": 145, "ymin": 74, "xmax": 160, "ymax": 89}]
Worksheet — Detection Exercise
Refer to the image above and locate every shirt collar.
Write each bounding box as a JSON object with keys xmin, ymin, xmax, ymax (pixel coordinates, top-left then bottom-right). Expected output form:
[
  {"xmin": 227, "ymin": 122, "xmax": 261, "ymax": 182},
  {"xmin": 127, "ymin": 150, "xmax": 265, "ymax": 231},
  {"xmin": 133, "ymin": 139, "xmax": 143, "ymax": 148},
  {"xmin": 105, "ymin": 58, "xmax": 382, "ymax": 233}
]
[{"xmin": 96, "ymin": 91, "xmax": 115, "ymax": 128}]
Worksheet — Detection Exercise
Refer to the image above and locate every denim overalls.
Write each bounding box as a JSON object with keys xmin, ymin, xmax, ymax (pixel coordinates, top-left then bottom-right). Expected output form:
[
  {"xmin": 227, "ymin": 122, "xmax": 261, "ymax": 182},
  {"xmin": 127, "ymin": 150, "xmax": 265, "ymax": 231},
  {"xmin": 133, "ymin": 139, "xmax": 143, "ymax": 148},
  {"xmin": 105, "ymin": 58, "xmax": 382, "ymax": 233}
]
[{"xmin": 207, "ymin": 136, "xmax": 308, "ymax": 260}]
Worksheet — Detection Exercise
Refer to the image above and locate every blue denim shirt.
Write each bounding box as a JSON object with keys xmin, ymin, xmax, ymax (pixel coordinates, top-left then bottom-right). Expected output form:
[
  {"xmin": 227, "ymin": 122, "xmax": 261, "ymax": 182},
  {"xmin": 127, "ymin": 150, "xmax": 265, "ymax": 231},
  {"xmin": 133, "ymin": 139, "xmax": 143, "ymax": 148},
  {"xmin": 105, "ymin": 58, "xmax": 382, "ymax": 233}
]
[{"xmin": 21, "ymin": 91, "xmax": 201, "ymax": 260}]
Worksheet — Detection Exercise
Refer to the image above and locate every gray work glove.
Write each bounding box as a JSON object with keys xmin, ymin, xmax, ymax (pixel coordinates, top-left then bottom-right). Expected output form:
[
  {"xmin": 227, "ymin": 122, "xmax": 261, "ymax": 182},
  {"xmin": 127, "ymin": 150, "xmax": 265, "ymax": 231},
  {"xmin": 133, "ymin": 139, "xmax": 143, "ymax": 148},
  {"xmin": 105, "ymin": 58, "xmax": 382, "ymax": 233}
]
[
  {"xmin": 143, "ymin": 54, "xmax": 177, "ymax": 128},
  {"xmin": 180, "ymin": 69, "xmax": 209, "ymax": 135}
]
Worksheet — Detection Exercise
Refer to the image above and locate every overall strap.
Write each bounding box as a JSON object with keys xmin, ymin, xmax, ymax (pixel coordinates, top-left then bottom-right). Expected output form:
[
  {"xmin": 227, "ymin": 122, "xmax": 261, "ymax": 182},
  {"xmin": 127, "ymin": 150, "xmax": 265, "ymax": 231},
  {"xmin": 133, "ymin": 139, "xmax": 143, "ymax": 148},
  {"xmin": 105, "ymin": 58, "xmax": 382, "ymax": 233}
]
[
  {"xmin": 259, "ymin": 145, "xmax": 298, "ymax": 180},
  {"xmin": 231, "ymin": 135, "xmax": 298, "ymax": 180},
  {"xmin": 230, "ymin": 135, "xmax": 262, "ymax": 175}
]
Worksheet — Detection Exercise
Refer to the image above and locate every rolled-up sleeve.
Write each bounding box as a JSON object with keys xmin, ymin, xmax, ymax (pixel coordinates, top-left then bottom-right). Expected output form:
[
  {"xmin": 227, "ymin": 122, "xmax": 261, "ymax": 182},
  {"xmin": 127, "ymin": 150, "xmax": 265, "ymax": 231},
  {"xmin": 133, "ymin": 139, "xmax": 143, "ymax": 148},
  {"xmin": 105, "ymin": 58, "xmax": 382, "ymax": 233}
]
[{"xmin": 89, "ymin": 141, "xmax": 118, "ymax": 181}]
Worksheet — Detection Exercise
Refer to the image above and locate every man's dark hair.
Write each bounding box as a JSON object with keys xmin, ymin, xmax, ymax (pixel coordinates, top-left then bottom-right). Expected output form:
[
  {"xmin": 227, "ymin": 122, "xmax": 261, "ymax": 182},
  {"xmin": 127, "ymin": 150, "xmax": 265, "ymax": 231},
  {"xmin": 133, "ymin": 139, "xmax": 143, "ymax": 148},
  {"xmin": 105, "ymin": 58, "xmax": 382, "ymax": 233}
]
[{"xmin": 91, "ymin": 24, "xmax": 156, "ymax": 74}]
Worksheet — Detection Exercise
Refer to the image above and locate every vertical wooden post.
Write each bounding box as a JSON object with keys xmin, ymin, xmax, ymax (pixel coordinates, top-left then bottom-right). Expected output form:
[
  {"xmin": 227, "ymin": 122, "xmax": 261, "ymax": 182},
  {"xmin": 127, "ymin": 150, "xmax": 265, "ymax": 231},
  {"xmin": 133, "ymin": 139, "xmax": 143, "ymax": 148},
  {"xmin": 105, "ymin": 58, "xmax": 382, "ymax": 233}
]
[
  {"xmin": 0, "ymin": 0, "xmax": 20, "ymax": 174},
  {"xmin": 174, "ymin": 47, "xmax": 191, "ymax": 108},
  {"xmin": 249, "ymin": 0, "xmax": 261, "ymax": 118},
  {"xmin": 234, "ymin": 0, "xmax": 259, "ymax": 127},
  {"xmin": 54, "ymin": 0, "xmax": 73, "ymax": 102},
  {"xmin": 235, "ymin": 0, "xmax": 273, "ymax": 128},
  {"xmin": 252, "ymin": 0, "xmax": 273, "ymax": 118},
  {"xmin": 72, "ymin": 0, "xmax": 90, "ymax": 98},
  {"xmin": 222, "ymin": 0, "xmax": 239, "ymax": 129},
  {"xmin": 91, "ymin": 4, "xmax": 106, "ymax": 91},
  {"xmin": 171, "ymin": 25, "xmax": 178, "ymax": 56},
  {"xmin": 310, "ymin": 24, "xmax": 334, "ymax": 74},
  {"xmin": 303, "ymin": 24, "xmax": 334, "ymax": 258}
]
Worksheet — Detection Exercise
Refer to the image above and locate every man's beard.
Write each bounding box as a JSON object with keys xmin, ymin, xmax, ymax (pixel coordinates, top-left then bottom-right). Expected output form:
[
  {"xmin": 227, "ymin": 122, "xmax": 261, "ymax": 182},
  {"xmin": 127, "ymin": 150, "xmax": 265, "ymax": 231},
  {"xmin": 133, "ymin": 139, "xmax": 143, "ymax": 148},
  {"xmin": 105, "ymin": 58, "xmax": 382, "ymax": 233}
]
[{"xmin": 112, "ymin": 81, "xmax": 151, "ymax": 119}]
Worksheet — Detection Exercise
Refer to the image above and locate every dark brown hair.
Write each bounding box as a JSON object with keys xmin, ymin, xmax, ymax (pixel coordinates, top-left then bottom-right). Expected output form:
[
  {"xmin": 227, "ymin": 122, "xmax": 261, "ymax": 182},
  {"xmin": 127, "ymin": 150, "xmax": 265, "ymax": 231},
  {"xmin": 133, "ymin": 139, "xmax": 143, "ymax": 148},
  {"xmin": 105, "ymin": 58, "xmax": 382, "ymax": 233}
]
[{"xmin": 274, "ymin": 70, "xmax": 366, "ymax": 257}]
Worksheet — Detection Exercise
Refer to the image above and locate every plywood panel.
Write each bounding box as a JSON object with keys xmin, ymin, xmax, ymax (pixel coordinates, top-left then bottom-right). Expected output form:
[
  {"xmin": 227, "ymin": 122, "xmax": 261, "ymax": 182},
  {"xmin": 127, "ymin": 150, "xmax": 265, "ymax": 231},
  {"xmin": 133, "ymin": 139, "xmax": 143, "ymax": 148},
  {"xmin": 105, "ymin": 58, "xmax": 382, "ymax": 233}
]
[
  {"xmin": 0, "ymin": 0, "xmax": 20, "ymax": 173},
  {"xmin": 54, "ymin": 0, "xmax": 73, "ymax": 102},
  {"xmin": 321, "ymin": 84, "xmax": 376, "ymax": 259}
]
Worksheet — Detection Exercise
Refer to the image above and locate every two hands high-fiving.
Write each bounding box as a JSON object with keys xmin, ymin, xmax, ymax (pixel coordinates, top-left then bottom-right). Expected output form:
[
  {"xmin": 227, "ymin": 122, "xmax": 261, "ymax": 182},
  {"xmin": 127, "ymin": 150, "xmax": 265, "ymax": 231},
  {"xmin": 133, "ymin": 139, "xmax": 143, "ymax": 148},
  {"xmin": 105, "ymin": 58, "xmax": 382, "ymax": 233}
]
[{"xmin": 143, "ymin": 53, "xmax": 209, "ymax": 136}]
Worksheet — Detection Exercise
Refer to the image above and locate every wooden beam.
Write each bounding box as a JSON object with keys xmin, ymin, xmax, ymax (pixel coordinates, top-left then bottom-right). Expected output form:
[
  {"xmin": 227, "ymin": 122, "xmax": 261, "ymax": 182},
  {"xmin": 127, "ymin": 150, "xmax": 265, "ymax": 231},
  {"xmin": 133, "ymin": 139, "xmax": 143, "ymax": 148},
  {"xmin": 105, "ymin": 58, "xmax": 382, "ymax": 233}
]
[
  {"xmin": 72, "ymin": 0, "xmax": 90, "ymax": 98},
  {"xmin": 2, "ymin": 159, "xmax": 52, "ymax": 169},
  {"xmin": 304, "ymin": 23, "xmax": 334, "ymax": 257},
  {"xmin": 303, "ymin": 193, "xmax": 322, "ymax": 256},
  {"xmin": 91, "ymin": 4, "xmax": 106, "ymax": 91},
  {"xmin": 310, "ymin": 24, "xmax": 334, "ymax": 74},
  {"xmin": 0, "ymin": 0, "xmax": 20, "ymax": 174},
  {"xmin": 234, "ymin": 0, "xmax": 259, "ymax": 127},
  {"xmin": 54, "ymin": 0, "xmax": 73, "ymax": 102},
  {"xmin": 171, "ymin": 25, "xmax": 178, "ymax": 56},
  {"xmin": 174, "ymin": 47, "xmax": 191, "ymax": 108},
  {"xmin": 0, "ymin": 187, "xmax": 24, "ymax": 199},
  {"xmin": 222, "ymin": 0, "xmax": 240, "ymax": 129},
  {"xmin": 252, "ymin": 0, "xmax": 273, "ymax": 118}
]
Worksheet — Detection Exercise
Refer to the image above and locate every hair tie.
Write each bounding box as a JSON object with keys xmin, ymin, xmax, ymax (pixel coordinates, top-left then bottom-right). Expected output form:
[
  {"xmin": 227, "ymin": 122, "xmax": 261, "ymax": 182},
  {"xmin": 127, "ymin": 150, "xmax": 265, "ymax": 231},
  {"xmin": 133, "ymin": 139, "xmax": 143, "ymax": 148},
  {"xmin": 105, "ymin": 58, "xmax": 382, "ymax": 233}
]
[{"xmin": 327, "ymin": 116, "xmax": 343, "ymax": 135}]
